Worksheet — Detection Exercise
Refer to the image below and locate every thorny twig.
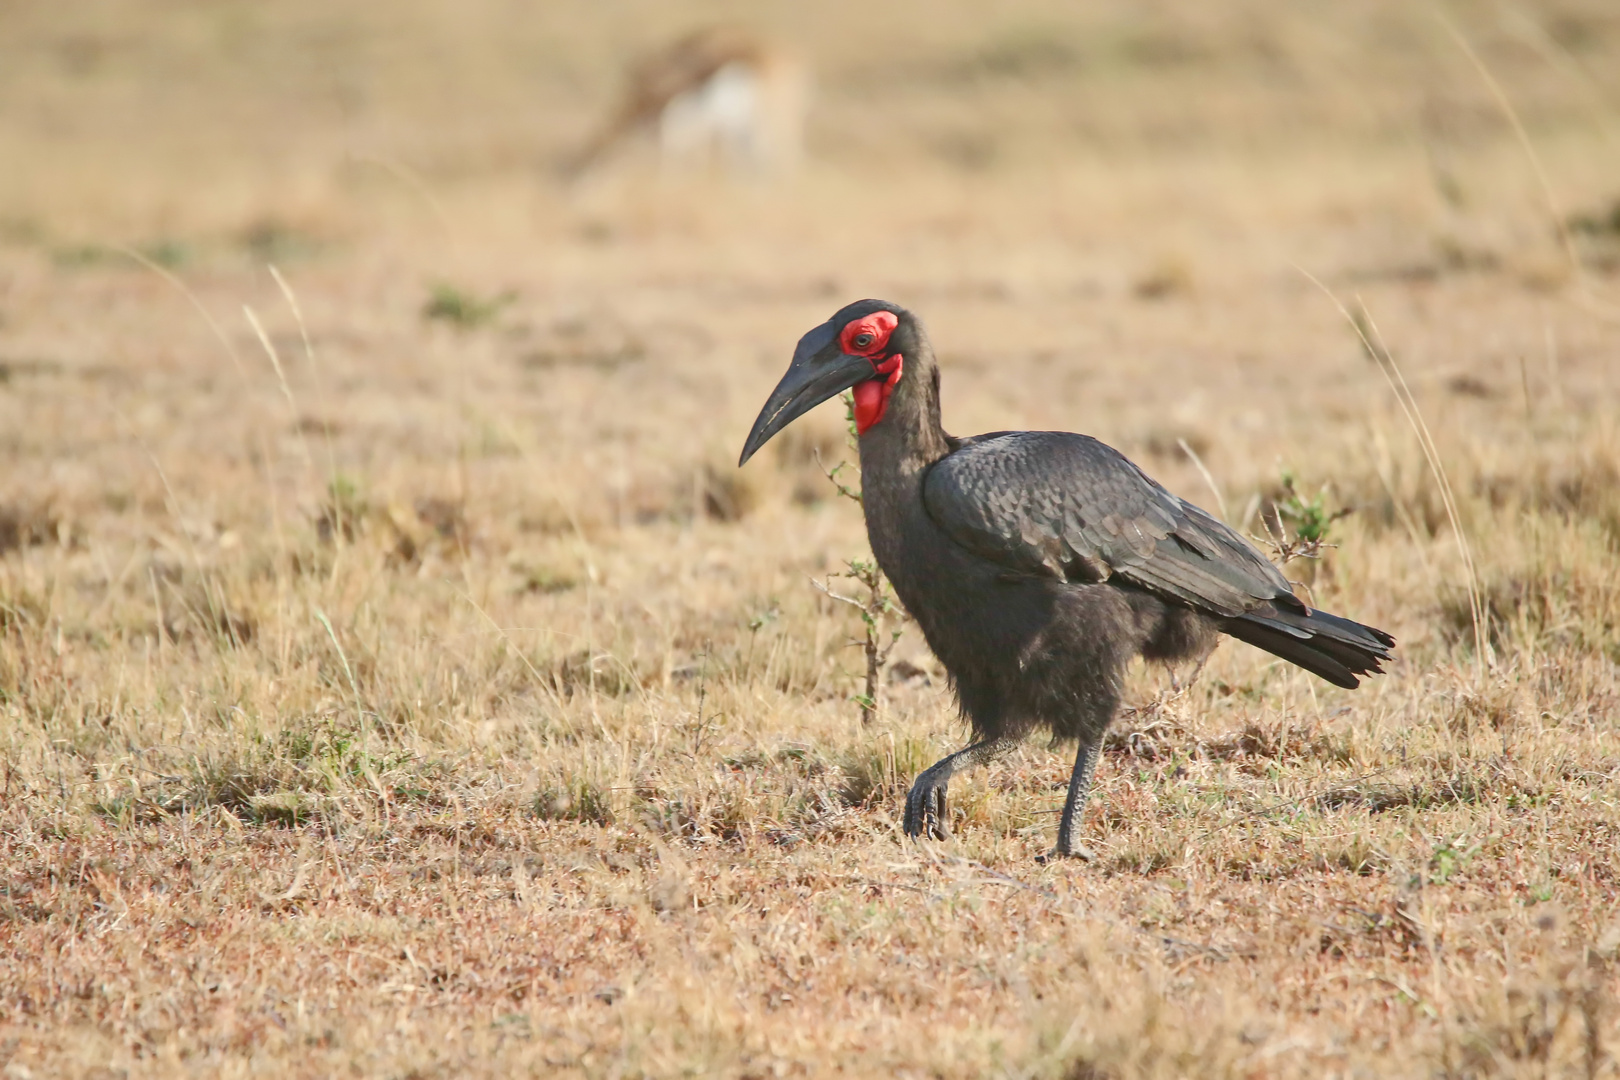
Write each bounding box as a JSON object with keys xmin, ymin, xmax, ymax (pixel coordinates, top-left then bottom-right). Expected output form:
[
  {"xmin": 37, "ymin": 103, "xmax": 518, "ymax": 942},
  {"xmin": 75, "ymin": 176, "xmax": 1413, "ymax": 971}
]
[
  {"xmin": 811, "ymin": 561, "xmax": 908, "ymax": 727},
  {"xmin": 812, "ymin": 447, "xmax": 862, "ymax": 504},
  {"xmin": 810, "ymin": 390, "xmax": 908, "ymax": 726}
]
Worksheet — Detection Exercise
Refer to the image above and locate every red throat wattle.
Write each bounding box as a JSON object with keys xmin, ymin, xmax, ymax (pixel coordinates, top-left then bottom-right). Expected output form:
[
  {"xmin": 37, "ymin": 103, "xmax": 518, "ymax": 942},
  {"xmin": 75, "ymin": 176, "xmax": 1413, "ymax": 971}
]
[
  {"xmin": 852, "ymin": 355, "xmax": 902, "ymax": 433},
  {"xmin": 840, "ymin": 311, "xmax": 903, "ymax": 434}
]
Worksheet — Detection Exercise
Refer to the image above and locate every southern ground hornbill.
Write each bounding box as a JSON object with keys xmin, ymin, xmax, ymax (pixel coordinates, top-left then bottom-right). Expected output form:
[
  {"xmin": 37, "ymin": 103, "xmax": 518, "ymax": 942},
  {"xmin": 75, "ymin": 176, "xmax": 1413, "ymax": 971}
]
[{"xmin": 739, "ymin": 300, "xmax": 1394, "ymax": 858}]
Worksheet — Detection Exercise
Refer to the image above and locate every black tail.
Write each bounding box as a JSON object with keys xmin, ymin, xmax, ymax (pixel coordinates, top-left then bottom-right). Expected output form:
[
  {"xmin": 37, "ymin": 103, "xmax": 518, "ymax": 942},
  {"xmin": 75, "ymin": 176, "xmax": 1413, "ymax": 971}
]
[{"xmin": 1220, "ymin": 602, "xmax": 1395, "ymax": 689}]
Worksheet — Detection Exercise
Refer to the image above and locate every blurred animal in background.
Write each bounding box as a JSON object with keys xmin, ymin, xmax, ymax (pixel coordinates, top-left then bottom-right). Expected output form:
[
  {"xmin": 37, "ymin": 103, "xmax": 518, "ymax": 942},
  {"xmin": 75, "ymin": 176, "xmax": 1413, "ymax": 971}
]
[{"xmin": 565, "ymin": 27, "xmax": 809, "ymax": 181}]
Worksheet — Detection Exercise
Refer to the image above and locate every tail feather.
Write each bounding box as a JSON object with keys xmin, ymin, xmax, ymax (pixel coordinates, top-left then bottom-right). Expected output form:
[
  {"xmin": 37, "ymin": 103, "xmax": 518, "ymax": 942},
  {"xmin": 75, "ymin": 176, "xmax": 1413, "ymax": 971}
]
[{"xmin": 1221, "ymin": 603, "xmax": 1394, "ymax": 689}]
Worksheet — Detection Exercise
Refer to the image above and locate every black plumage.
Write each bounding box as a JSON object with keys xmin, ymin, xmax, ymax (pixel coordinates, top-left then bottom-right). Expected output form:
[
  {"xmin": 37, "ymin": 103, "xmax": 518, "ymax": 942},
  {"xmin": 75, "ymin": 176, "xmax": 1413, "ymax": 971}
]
[{"xmin": 740, "ymin": 300, "xmax": 1394, "ymax": 858}]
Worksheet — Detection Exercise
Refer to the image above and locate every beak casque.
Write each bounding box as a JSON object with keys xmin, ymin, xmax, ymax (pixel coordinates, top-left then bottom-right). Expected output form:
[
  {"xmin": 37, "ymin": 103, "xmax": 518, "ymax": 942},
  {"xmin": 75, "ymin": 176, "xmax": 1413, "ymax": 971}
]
[{"xmin": 738, "ymin": 319, "xmax": 874, "ymax": 466}]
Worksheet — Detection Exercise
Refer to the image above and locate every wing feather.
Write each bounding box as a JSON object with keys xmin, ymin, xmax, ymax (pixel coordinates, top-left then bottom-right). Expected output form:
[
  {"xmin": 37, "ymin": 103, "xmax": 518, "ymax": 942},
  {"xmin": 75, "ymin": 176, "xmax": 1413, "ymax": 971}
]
[{"xmin": 922, "ymin": 431, "xmax": 1296, "ymax": 617}]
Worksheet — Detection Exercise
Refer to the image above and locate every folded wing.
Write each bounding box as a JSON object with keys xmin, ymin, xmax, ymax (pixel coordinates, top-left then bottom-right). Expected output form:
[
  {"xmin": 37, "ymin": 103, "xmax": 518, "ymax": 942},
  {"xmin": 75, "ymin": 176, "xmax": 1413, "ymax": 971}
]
[{"xmin": 922, "ymin": 431, "xmax": 1393, "ymax": 687}]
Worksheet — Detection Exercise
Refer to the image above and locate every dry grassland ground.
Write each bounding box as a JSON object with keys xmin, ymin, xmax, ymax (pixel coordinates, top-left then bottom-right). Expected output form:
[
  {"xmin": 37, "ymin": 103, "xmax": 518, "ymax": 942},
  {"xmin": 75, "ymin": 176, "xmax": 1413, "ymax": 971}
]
[{"xmin": 3, "ymin": 1, "xmax": 1620, "ymax": 1077}]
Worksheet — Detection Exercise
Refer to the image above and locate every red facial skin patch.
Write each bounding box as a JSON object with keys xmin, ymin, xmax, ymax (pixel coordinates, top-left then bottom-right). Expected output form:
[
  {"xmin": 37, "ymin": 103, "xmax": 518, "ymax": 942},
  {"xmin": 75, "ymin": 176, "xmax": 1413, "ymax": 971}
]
[
  {"xmin": 839, "ymin": 312, "xmax": 898, "ymax": 358},
  {"xmin": 840, "ymin": 312, "xmax": 903, "ymax": 434}
]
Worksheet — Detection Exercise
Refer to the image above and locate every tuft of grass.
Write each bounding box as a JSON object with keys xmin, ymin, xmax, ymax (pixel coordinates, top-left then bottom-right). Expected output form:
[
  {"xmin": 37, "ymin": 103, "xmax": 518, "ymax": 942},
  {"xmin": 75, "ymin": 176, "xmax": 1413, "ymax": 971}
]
[
  {"xmin": 315, "ymin": 474, "xmax": 369, "ymax": 543},
  {"xmin": 0, "ymin": 500, "xmax": 66, "ymax": 554},
  {"xmin": 239, "ymin": 217, "xmax": 324, "ymax": 262},
  {"xmin": 1568, "ymin": 197, "xmax": 1620, "ymax": 238},
  {"xmin": 837, "ymin": 735, "xmax": 935, "ymax": 808},
  {"xmin": 958, "ymin": 27, "xmax": 1081, "ymax": 81},
  {"xmin": 537, "ymin": 773, "xmax": 614, "ymax": 825},
  {"xmin": 1438, "ymin": 558, "xmax": 1620, "ymax": 660},
  {"xmin": 422, "ymin": 283, "xmax": 514, "ymax": 329}
]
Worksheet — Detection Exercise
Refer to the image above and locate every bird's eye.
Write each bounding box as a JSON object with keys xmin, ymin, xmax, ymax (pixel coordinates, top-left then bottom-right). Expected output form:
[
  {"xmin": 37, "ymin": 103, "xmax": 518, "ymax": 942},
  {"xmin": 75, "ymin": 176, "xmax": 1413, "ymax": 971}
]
[{"xmin": 853, "ymin": 332, "xmax": 875, "ymax": 350}]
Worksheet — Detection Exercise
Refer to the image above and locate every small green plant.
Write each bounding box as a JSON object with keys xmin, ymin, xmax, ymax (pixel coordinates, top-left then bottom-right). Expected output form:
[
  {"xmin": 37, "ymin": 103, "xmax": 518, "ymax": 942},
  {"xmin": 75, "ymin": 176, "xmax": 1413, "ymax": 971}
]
[
  {"xmin": 240, "ymin": 218, "xmax": 322, "ymax": 262},
  {"xmin": 810, "ymin": 392, "xmax": 908, "ymax": 726},
  {"xmin": 743, "ymin": 606, "xmax": 778, "ymax": 673},
  {"xmin": 1259, "ymin": 467, "xmax": 1351, "ymax": 564},
  {"xmin": 422, "ymin": 283, "xmax": 514, "ymax": 329},
  {"xmin": 1428, "ymin": 836, "xmax": 1480, "ymax": 885},
  {"xmin": 52, "ymin": 244, "xmax": 113, "ymax": 269},
  {"xmin": 140, "ymin": 238, "xmax": 189, "ymax": 269}
]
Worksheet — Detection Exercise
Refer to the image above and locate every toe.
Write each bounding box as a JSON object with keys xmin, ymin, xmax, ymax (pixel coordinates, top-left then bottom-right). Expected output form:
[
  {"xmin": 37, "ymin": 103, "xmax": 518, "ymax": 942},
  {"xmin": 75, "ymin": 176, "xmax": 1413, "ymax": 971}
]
[
  {"xmin": 902, "ymin": 787, "xmax": 923, "ymax": 836},
  {"xmin": 903, "ymin": 781, "xmax": 948, "ymax": 841},
  {"xmin": 926, "ymin": 789, "xmax": 948, "ymax": 840},
  {"xmin": 1045, "ymin": 842, "xmax": 1097, "ymax": 862}
]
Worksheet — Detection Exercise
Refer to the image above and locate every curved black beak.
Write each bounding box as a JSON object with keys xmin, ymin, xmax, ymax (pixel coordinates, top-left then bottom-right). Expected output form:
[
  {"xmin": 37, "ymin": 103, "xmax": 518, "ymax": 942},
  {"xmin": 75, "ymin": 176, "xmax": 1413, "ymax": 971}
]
[{"xmin": 738, "ymin": 320, "xmax": 874, "ymax": 466}]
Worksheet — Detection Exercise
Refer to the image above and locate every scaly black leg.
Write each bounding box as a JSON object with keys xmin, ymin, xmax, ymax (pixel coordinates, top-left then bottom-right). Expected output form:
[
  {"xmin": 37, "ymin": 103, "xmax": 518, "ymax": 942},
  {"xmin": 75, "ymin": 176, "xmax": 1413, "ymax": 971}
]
[
  {"xmin": 1050, "ymin": 736, "xmax": 1101, "ymax": 860},
  {"xmin": 903, "ymin": 738, "xmax": 1017, "ymax": 842}
]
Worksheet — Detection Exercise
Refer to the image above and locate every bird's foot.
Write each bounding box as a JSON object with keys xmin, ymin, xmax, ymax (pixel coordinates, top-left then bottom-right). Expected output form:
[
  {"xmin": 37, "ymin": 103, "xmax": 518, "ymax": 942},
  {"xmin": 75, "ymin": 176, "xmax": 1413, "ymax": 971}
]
[
  {"xmin": 902, "ymin": 774, "xmax": 950, "ymax": 841},
  {"xmin": 1036, "ymin": 842, "xmax": 1097, "ymax": 864}
]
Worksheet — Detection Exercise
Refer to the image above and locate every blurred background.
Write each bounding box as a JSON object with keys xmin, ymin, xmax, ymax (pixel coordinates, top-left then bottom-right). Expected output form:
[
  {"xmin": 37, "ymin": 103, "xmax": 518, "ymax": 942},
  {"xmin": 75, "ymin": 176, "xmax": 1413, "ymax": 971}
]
[
  {"xmin": 1, "ymin": 0, "xmax": 1618, "ymax": 592},
  {"xmin": 6, "ymin": 0, "xmax": 1619, "ymax": 273},
  {"xmin": 2, "ymin": 1, "xmax": 1617, "ymax": 502},
  {"xmin": 6, "ymin": 2, "xmax": 1620, "ymax": 232}
]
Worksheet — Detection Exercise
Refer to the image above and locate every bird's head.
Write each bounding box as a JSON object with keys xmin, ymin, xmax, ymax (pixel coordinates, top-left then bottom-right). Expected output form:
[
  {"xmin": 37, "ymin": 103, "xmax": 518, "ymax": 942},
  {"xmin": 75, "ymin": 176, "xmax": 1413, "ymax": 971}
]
[{"xmin": 738, "ymin": 299, "xmax": 916, "ymax": 466}]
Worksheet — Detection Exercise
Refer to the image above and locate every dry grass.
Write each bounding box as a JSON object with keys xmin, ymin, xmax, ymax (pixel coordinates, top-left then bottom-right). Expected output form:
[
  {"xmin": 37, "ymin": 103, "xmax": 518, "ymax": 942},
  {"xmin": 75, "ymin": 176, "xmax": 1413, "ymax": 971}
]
[{"xmin": 3, "ymin": 1, "xmax": 1620, "ymax": 1076}]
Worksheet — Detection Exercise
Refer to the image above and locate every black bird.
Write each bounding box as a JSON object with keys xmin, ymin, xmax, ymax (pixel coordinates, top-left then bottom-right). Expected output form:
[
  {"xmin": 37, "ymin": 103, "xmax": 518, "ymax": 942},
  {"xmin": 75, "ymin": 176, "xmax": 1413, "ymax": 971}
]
[{"xmin": 739, "ymin": 300, "xmax": 1394, "ymax": 858}]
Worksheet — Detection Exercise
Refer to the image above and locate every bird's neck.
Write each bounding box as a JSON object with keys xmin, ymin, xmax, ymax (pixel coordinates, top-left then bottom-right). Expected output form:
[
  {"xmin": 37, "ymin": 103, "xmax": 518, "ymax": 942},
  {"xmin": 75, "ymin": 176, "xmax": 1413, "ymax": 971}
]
[
  {"xmin": 854, "ymin": 347, "xmax": 951, "ymax": 612},
  {"xmin": 856, "ymin": 348, "xmax": 951, "ymax": 479}
]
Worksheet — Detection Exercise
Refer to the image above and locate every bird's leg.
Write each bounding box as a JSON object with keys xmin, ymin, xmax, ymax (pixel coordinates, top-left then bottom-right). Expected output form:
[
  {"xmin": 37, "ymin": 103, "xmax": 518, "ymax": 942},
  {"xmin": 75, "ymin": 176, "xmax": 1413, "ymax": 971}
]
[
  {"xmin": 903, "ymin": 737, "xmax": 1017, "ymax": 842},
  {"xmin": 1167, "ymin": 651, "xmax": 1212, "ymax": 696},
  {"xmin": 1050, "ymin": 736, "xmax": 1102, "ymax": 860}
]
